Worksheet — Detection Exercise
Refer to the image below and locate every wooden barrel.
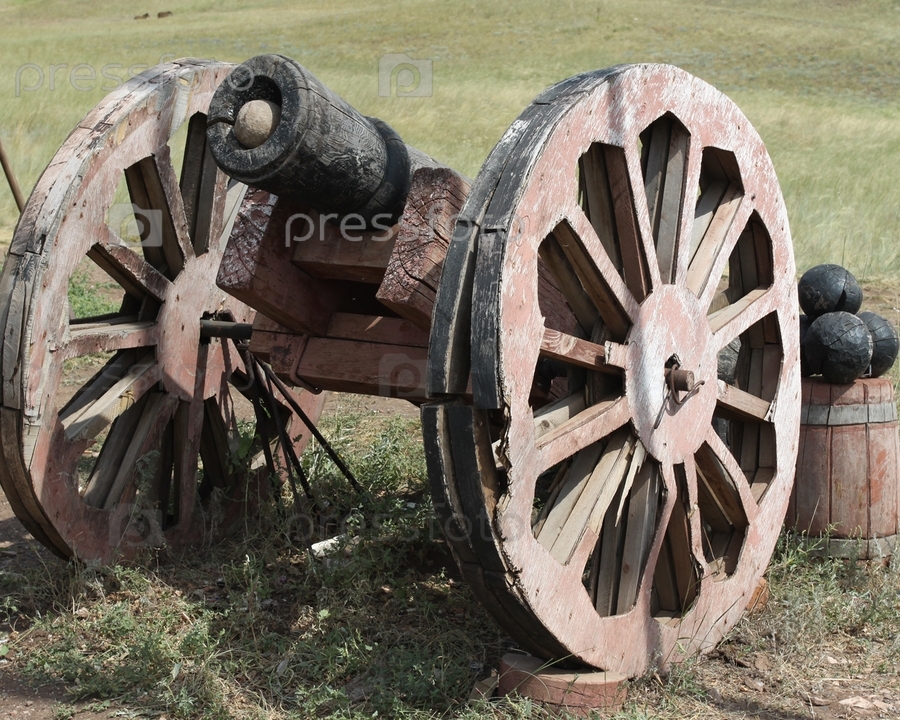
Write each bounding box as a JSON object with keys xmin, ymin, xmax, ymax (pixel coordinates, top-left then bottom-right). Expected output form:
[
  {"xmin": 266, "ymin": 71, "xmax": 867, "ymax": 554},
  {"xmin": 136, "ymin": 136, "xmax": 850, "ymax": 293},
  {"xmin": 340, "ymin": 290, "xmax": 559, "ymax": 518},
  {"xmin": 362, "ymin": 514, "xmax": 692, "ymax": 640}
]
[{"xmin": 788, "ymin": 377, "xmax": 900, "ymax": 558}]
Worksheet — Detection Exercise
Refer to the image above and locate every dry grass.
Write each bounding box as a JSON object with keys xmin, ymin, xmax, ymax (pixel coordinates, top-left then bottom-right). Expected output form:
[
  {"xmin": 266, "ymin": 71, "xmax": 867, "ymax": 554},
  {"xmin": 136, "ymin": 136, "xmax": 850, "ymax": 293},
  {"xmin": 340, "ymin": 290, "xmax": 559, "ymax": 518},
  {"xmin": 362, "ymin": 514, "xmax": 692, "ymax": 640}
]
[{"xmin": 0, "ymin": 406, "xmax": 897, "ymax": 719}]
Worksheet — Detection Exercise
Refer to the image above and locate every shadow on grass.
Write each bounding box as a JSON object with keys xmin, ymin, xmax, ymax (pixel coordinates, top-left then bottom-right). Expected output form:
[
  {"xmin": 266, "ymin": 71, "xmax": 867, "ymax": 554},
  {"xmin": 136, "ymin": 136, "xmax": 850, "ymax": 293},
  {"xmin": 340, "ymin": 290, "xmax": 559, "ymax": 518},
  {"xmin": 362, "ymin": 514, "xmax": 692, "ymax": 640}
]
[{"xmin": 0, "ymin": 412, "xmax": 515, "ymax": 719}]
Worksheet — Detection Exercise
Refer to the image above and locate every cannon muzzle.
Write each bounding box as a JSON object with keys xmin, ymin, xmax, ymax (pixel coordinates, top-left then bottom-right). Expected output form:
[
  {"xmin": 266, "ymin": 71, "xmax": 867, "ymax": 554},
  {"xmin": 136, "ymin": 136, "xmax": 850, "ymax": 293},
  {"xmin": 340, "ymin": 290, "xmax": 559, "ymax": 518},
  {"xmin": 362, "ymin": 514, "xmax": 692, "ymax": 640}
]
[{"xmin": 207, "ymin": 54, "xmax": 412, "ymax": 225}]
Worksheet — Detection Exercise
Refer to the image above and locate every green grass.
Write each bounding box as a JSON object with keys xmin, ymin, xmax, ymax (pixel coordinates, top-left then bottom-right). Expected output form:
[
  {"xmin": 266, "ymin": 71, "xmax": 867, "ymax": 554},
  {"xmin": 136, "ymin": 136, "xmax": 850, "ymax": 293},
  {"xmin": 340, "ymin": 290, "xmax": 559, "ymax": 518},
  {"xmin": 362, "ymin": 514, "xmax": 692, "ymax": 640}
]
[
  {"xmin": 66, "ymin": 269, "xmax": 121, "ymax": 318},
  {"xmin": 3, "ymin": 0, "xmax": 900, "ymax": 278},
  {"xmin": 4, "ymin": 410, "xmax": 898, "ymax": 719},
  {"xmin": 5, "ymin": 414, "xmax": 518, "ymax": 719}
]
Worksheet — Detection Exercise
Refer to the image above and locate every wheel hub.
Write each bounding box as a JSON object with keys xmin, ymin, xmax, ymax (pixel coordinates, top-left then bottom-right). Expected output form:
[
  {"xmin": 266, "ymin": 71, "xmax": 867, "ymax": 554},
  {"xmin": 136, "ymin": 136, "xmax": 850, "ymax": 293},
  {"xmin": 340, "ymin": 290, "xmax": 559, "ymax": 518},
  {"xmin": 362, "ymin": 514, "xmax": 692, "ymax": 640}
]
[{"xmin": 626, "ymin": 285, "xmax": 718, "ymax": 464}]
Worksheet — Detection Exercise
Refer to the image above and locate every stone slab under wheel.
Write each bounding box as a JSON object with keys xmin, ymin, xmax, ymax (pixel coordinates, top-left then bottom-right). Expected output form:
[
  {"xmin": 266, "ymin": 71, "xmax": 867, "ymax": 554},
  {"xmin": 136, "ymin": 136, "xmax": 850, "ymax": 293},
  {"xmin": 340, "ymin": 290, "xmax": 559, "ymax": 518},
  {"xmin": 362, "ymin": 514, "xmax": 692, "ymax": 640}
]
[{"xmin": 498, "ymin": 653, "xmax": 628, "ymax": 717}]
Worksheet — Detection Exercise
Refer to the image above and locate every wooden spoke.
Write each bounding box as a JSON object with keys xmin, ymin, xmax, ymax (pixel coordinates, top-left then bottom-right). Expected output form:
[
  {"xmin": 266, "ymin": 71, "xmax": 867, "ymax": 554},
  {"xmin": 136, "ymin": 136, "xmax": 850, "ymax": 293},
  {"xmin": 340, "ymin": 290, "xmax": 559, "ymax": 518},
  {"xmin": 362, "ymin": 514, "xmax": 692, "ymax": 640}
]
[
  {"xmin": 60, "ymin": 350, "xmax": 158, "ymax": 442},
  {"xmin": 80, "ymin": 391, "xmax": 176, "ymax": 511},
  {"xmin": 535, "ymin": 441, "xmax": 606, "ymax": 552},
  {"xmin": 714, "ymin": 306, "xmax": 782, "ymax": 505},
  {"xmin": 716, "ymin": 379, "xmax": 771, "ymax": 422},
  {"xmin": 539, "ymin": 327, "xmax": 623, "ymax": 374},
  {"xmin": 708, "ymin": 287, "xmax": 775, "ymax": 340},
  {"xmin": 613, "ymin": 441, "xmax": 648, "ymax": 522},
  {"xmin": 694, "ymin": 430, "xmax": 761, "ymax": 577},
  {"xmin": 565, "ymin": 206, "xmax": 641, "ymax": 335},
  {"xmin": 123, "ymin": 145, "xmax": 193, "ymax": 278},
  {"xmin": 579, "ymin": 137, "xmax": 663, "ymax": 298},
  {"xmin": 538, "ymin": 235, "xmax": 600, "ymax": 333},
  {"xmin": 87, "ymin": 237, "xmax": 171, "ymax": 304},
  {"xmin": 102, "ymin": 392, "xmax": 178, "ymax": 510},
  {"xmin": 180, "ymin": 112, "xmax": 227, "ymax": 256},
  {"xmin": 535, "ymin": 264, "xmax": 581, "ymax": 337},
  {"xmin": 533, "ymin": 392, "xmax": 587, "ymax": 440},
  {"xmin": 587, "ymin": 453, "xmax": 662, "ymax": 616},
  {"xmin": 687, "ymin": 184, "xmax": 746, "ymax": 298},
  {"xmin": 642, "ymin": 123, "xmax": 671, "ymax": 249},
  {"xmin": 732, "ymin": 218, "xmax": 774, "ymax": 295},
  {"xmin": 609, "ymin": 145, "xmax": 658, "ymax": 299},
  {"xmin": 532, "ymin": 459, "xmax": 572, "ymax": 537},
  {"xmin": 615, "ymin": 459, "xmax": 660, "ymax": 611},
  {"xmin": 589, "ymin": 494, "xmax": 625, "ymax": 615},
  {"xmin": 82, "ymin": 391, "xmax": 153, "ymax": 506},
  {"xmin": 537, "ymin": 428, "xmax": 636, "ymax": 565},
  {"xmin": 580, "ymin": 143, "xmax": 651, "ymax": 300},
  {"xmin": 536, "ymin": 394, "xmax": 631, "ymax": 473},
  {"xmin": 641, "ymin": 115, "xmax": 690, "ymax": 284},
  {"xmin": 692, "ymin": 181, "xmax": 729, "ymax": 258},
  {"xmin": 695, "ymin": 438, "xmax": 754, "ymax": 528},
  {"xmin": 427, "ymin": 64, "xmax": 799, "ymax": 675},
  {"xmin": 702, "ymin": 427, "xmax": 760, "ymax": 522},
  {"xmin": 691, "ymin": 200, "xmax": 756, "ymax": 313},
  {"xmin": 579, "ymin": 143, "xmax": 622, "ymax": 273},
  {"xmin": 574, "ymin": 436, "xmax": 651, "ymax": 598},
  {"xmin": 64, "ymin": 320, "xmax": 156, "ymax": 360},
  {"xmin": 653, "ymin": 462, "xmax": 699, "ymax": 619}
]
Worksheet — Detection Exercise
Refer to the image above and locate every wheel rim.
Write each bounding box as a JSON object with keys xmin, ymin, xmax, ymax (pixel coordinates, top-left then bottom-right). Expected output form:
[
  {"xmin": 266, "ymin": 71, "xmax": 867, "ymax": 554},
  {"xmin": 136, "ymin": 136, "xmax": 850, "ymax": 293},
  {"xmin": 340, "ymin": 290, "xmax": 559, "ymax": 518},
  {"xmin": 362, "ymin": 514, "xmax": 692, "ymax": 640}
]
[
  {"xmin": 0, "ymin": 60, "xmax": 323, "ymax": 562},
  {"xmin": 427, "ymin": 64, "xmax": 800, "ymax": 674}
]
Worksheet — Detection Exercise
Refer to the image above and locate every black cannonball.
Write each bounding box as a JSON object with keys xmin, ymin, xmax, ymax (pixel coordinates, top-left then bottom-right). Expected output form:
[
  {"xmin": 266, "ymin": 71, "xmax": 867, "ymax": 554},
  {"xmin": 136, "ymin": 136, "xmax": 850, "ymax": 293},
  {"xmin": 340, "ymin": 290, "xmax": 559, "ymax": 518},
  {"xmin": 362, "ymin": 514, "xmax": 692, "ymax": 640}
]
[
  {"xmin": 803, "ymin": 311, "xmax": 873, "ymax": 384},
  {"xmin": 799, "ymin": 314, "xmax": 812, "ymax": 377},
  {"xmin": 798, "ymin": 264, "xmax": 863, "ymax": 319},
  {"xmin": 858, "ymin": 311, "xmax": 899, "ymax": 377}
]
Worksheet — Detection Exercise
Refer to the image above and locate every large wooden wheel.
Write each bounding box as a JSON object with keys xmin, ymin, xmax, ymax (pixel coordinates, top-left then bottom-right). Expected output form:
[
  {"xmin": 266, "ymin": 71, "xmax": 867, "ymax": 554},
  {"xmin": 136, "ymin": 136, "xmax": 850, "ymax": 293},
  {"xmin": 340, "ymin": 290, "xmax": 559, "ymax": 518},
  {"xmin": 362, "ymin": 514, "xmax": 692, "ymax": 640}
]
[
  {"xmin": 425, "ymin": 64, "xmax": 801, "ymax": 675},
  {"xmin": 0, "ymin": 60, "xmax": 323, "ymax": 563}
]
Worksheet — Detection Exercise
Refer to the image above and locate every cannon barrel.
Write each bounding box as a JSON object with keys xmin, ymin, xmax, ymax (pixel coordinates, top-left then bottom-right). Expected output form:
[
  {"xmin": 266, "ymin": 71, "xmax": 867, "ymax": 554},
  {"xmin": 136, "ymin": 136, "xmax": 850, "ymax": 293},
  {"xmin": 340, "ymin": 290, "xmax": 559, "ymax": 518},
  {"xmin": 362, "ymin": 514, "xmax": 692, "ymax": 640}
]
[{"xmin": 207, "ymin": 54, "xmax": 420, "ymax": 225}]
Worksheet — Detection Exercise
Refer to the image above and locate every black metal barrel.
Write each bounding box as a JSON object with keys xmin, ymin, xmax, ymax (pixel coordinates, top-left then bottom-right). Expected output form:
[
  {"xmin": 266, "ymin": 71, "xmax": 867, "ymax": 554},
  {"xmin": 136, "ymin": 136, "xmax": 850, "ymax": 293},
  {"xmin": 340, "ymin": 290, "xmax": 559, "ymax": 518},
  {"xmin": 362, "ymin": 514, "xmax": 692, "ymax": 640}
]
[{"xmin": 207, "ymin": 54, "xmax": 412, "ymax": 225}]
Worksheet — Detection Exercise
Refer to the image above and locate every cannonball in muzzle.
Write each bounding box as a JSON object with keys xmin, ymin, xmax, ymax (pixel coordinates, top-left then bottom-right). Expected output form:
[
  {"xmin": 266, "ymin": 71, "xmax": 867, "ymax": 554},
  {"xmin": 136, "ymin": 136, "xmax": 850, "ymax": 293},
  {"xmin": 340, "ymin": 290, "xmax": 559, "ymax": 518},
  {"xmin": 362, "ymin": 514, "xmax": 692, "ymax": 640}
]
[
  {"xmin": 234, "ymin": 99, "xmax": 282, "ymax": 149},
  {"xmin": 803, "ymin": 311, "xmax": 872, "ymax": 384},
  {"xmin": 798, "ymin": 264, "xmax": 863, "ymax": 319}
]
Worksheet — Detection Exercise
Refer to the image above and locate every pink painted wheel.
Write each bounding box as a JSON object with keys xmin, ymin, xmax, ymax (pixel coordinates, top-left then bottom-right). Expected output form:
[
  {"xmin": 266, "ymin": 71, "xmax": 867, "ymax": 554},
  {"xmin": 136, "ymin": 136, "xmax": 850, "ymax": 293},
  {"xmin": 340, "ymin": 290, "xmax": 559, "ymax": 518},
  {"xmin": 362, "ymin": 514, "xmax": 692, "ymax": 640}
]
[
  {"xmin": 426, "ymin": 64, "xmax": 800, "ymax": 675},
  {"xmin": 0, "ymin": 60, "xmax": 323, "ymax": 562}
]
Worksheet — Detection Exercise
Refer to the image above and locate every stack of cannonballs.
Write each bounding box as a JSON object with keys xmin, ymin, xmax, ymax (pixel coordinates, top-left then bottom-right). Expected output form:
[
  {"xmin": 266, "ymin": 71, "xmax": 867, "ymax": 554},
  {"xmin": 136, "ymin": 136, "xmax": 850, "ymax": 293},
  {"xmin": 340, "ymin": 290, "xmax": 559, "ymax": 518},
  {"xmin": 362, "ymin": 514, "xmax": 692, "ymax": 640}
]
[{"xmin": 799, "ymin": 264, "xmax": 900, "ymax": 383}]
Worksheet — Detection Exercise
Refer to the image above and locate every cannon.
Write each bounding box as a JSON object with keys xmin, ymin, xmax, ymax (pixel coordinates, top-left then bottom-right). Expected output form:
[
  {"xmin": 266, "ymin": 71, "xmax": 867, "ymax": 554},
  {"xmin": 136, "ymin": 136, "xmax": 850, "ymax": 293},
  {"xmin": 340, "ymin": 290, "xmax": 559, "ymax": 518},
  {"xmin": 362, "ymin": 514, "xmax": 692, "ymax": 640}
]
[{"xmin": 0, "ymin": 56, "xmax": 800, "ymax": 677}]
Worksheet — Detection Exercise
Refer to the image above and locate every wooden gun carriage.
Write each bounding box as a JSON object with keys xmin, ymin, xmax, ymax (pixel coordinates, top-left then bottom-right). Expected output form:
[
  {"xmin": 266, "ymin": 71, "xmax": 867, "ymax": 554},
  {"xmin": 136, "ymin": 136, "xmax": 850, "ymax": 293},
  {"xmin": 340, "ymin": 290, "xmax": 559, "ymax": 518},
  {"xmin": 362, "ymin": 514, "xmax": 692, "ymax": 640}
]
[{"xmin": 0, "ymin": 54, "xmax": 800, "ymax": 677}]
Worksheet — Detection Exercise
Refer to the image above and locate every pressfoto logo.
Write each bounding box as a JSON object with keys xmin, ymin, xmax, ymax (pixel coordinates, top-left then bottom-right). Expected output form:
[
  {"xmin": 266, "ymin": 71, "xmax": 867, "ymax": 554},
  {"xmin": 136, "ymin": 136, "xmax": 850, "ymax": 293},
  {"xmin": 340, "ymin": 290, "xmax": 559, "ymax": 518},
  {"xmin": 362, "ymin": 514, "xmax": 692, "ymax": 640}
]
[
  {"xmin": 378, "ymin": 53, "xmax": 433, "ymax": 97},
  {"xmin": 108, "ymin": 503, "xmax": 166, "ymax": 550},
  {"xmin": 223, "ymin": 63, "xmax": 258, "ymax": 93},
  {"xmin": 14, "ymin": 54, "xmax": 176, "ymax": 96},
  {"xmin": 284, "ymin": 210, "xmax": 531, "ymax": 247},
  {"xmin": 378, "ymin": 352, "xmax": 426, "ymax": 399},
  {"xmin": 284, "ymin": 211, "xmax": 394, "ymax": 246},
  {"xmin": 108, "ymin": 204, "xmax": 163, "ymax": 248}
]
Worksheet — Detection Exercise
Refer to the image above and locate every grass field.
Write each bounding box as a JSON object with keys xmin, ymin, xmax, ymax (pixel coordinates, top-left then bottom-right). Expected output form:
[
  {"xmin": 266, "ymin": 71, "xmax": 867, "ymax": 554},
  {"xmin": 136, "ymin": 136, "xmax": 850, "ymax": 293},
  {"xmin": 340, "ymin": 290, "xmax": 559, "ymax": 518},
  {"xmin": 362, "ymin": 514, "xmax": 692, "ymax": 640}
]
[
  {"xmin": 3, "ymin": 0, "xmax": 900, "ymax": 276},
  {"xmin": 2, "ymin": 1, "xmax": 900, "ymax": 718}
]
